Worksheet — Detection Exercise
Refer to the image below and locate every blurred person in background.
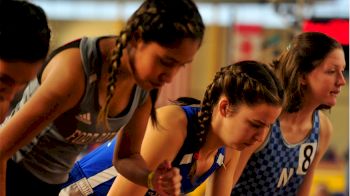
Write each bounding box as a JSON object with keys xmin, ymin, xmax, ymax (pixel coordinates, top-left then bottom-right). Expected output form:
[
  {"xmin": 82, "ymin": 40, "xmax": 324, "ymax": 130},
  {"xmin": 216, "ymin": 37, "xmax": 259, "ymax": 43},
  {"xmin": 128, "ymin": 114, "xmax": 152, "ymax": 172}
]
[
  {"xmin": 231, "ymin": 32, "xmax": 346, "ymax": 196},
  {"xmin": 0, "ymin": 0, "xmax": 51, "ymax": 121},
  {"xmin": 0, "ymin": 1, "xmax": 50, "ymax": 195}
]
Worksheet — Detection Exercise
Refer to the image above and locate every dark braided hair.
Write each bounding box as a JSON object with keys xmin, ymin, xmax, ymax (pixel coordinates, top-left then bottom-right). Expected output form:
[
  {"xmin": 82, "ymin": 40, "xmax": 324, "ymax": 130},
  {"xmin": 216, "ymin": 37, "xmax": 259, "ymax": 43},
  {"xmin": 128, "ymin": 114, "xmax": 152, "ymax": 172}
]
[
  {"xmin": 194, "ymin": 60, "xmax": 285, "ymax": 151},
  {"xmin": 170, "ymin": 97, "xmax": 201, "ymax": 106},
  {"xmin": 97, "ymin": 0, "xmax": 205, "ymax": 129},
  {"xmin": 271, "ymin": 32, "xmax": 342, "ymax": 113}
]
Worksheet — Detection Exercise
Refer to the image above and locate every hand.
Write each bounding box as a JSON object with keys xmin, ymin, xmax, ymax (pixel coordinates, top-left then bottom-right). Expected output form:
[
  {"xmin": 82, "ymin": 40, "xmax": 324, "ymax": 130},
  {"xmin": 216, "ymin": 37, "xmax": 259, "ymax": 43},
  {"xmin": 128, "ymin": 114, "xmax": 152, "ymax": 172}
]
[{"xmin": 152, "ymin": 160, "xmax": 182, "ymax": 196}]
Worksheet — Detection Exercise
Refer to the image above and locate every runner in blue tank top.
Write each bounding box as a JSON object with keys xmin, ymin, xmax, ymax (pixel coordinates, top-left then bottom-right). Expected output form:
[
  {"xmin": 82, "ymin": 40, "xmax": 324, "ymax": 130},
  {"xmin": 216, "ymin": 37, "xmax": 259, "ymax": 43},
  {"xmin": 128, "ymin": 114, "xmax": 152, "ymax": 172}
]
[
  {"xmin": 60, "ymin": 106, "xmax": 224, "ymax": 195},
  {"xmin": 60, "ymin": 60, "xmax": 285, "ymax": 195},
  {"xmin": 231, "ymin": 32, "xmax": 346, "ymax": 196}
]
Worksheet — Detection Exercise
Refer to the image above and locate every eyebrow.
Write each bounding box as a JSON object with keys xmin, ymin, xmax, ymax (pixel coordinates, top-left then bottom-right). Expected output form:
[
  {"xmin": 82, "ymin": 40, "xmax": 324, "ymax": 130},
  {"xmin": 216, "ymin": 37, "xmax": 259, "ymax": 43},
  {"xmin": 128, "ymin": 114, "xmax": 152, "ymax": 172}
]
[
  {"xmin": 162, "ymin": 56, "xmax": 180, "ymax": 63},
  {"xmin": 339, "ymin": 64, "xmax": 346, "ymax": 70},
  {"xmin": 251, "ymin": 119, "xmax": 270, "ymax": 128},
  {"xmin": 163, "ymin": 56, "xmax": 192, "ymax": 65}
]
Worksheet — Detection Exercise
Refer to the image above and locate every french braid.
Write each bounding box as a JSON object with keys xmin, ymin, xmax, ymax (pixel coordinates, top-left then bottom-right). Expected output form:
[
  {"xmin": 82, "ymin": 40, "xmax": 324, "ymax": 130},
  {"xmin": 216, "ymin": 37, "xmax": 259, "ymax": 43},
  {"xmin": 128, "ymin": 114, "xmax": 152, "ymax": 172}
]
[
  {"xmin": 97, "ymin": 0, "xmax": 205, "ymax": 130},
  {"xmin": 194, "ymin": 60, "xmax": 284, "ymax": 151}
]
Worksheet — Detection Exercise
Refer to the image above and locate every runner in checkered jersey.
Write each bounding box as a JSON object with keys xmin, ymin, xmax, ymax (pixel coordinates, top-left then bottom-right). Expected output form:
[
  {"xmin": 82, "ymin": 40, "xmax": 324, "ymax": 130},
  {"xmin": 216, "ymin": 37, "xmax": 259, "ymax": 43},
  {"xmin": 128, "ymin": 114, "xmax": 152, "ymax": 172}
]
[{"xmin": 231, "ymin": 32, "xmax": 346, "ymax": 196}]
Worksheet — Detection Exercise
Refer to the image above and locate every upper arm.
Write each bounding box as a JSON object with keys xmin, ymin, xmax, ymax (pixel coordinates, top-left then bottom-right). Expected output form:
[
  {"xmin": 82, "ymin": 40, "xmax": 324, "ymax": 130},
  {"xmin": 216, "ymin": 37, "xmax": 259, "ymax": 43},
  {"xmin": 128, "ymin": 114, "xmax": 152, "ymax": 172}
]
[
  {"xmin": 140, "ymin": 105, "xmax": 187, "ymax": 169},
  {"xmin": 110, "ymin": 105, "xmax": 187, "ymax": 195},
  {"xmin": 205, "ymin": 148, "xmax": 241, "ymax": 196},
  {"xmin": 115, "ymin": 104, "xmax": 187, "ymax": 167},
  {"xmin": 297, "ymin": 111, "xmax": 333, "ymax": 196},
  {"xmin": 113, "ymin": 96, "xmax": 153, "ymax": 161},
  {"xmin": 0, "ymin": 49, "xmax": 85, "ymax": 160}
]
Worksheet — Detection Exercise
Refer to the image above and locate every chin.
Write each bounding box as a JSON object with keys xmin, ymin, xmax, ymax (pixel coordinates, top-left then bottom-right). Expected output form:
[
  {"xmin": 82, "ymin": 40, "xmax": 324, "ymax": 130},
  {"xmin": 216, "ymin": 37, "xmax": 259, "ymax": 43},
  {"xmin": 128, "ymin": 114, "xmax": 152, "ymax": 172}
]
[
  {"xmin": 231, "ymin": 145, "xmax": 246, "ymax": 151},
  {"xmin": 325, "ymin": 100, "xmax": 337, "ymax": 107},
  {"xmin": 137, "ymin": 82, "xmax": 153, "ymax": 91}
]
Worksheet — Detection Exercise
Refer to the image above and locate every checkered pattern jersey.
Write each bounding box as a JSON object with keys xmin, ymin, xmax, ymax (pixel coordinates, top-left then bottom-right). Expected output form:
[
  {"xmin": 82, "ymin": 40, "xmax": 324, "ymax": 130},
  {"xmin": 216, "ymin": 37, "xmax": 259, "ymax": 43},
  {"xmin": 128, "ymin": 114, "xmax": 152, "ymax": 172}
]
[{"xmin": 231, "ymin": 111, "xmax": 320, "ymax": 196}]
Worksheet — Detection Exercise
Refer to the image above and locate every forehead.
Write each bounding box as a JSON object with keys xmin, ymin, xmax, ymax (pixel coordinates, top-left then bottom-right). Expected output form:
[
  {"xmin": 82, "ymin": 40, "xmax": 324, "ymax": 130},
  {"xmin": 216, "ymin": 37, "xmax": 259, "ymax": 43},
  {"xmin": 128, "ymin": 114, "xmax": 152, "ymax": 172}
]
[
  {"xmin": 318, "ymin": 48, "xmax": 346, "ymax": 69},
  {"xmin": 0, "ymin": 59, "xmax": 42, "ymax": 82},
  {"xmin": 145, "ymin": 38, "xmax": 201, "ymax": 62},
  {"xmin": 235, "ymin": 103, "xmax": 281, "ymax": 123}
]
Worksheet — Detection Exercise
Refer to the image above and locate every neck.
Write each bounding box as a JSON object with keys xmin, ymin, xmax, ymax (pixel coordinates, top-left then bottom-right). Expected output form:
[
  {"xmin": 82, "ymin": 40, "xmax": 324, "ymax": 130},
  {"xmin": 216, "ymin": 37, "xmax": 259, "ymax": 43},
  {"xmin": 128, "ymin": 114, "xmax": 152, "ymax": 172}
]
[
  {"xmin": 99, "ymin": 39, "xmax": 134, "ymax": 82},
  {"xmin": 280, "ymin": 104, "xmax": 316, "ymax": 125},
  {"xmin": 199, "ymin": 130, "xmax": 222, "ymax": 160}
]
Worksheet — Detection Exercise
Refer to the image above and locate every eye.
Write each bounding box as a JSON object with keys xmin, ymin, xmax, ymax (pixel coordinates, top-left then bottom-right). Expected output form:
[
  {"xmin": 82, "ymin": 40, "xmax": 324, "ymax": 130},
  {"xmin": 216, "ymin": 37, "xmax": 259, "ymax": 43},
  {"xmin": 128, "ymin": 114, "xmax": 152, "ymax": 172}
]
[
  {"xmin": 326, "ymin": 69, "xmax": 336, "ymax": 74},
  {"xmin": 250, "ymin": 122, "xmax": 263, "ymax": 129},
  {"xmin": 159, "ymin": 58, "xmax": 175, "ymax": 67}
]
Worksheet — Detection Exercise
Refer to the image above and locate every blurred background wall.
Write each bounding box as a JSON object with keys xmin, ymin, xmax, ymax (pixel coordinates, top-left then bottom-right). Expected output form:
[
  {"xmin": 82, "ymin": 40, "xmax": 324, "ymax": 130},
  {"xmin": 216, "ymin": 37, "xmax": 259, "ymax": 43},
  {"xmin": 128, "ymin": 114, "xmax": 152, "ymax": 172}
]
[{"xmin": 31, "ymin": 0, "xmax": 349, "ymax": 195}]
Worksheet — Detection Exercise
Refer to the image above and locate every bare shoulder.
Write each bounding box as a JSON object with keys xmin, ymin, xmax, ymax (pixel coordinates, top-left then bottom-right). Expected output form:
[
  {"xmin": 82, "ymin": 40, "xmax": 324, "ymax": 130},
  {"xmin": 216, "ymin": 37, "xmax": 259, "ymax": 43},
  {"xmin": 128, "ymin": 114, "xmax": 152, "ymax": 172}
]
[
  {"xmin": 39, "ymin": 48, "xmax": 85, "ymax": 107},
  {"xmin": 156, "ymin": 105, "xmax": 188, "ymax": 131},
  {"xmin": 42, "ymin": 48, "xmax": 84, "ymax": 85},
  {"xmin": 223, "ymin": 147, "xmax": 240, "ymax": 165},
  {"xmin": 317, "ymin": 111, "xmax": 333, "ymax": 154},
  {"xmin": 318, "ymin": 111, "xmax": 333, "ymax": 142}
]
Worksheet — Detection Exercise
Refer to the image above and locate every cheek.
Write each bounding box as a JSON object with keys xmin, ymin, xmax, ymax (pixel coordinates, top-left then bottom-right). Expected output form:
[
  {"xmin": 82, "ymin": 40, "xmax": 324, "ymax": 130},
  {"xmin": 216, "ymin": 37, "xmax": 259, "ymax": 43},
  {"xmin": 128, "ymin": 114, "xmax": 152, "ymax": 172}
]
[
  {"xmin": 221, "ymin": 123, "xmax": 246, "ymax": 143},
  {"xmin": 133, "ymin": 59, "xmax": 149, "ymax": 79},
  {"xmin": 311, "ymin": 74, "xmax": 334, "ymax": 86},
  {"xmin": 135, "ymin": 56, "xmax": 160, "ymax": 77}
]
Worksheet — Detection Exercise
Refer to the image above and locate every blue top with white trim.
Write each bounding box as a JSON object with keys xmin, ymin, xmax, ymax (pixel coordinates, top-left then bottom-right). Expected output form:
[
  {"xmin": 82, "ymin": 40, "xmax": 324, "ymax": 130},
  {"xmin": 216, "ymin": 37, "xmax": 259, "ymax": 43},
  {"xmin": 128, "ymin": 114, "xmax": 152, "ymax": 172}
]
[{"xmin": 60, "ymin": 106, "xmax": 226, "ymax": 195}]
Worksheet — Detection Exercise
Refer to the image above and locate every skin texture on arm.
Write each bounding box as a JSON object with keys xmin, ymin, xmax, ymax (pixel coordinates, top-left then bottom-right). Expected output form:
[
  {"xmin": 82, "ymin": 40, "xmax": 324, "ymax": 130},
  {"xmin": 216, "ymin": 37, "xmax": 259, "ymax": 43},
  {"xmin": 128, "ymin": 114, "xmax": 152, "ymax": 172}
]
[
  {"xmin": 0, "ymin": 49, "xmax": 85, "ymax": 195},
  {"xmin": 297, "ymin": 111, "xmax": 333, "ymax": 196},
  {"xmin": 205, "ymin": 148, "xmax": 239, "ymax": 196},
  {"xmin": 109, "ymin": 105, "xmax": 187, "ymax": 196},
  {"xmin": 112, "ymin": 97, "xmax": 152, "ymax": 190}
]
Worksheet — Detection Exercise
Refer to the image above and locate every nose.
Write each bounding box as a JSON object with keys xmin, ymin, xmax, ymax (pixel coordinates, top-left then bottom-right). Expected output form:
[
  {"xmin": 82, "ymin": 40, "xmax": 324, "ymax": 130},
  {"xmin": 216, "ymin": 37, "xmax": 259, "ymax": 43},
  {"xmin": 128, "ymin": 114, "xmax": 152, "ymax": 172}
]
[
  {"xmin": 253, "ymin": 129, "xmax": 266, "ymax": 142},
  {"xmin": 159, "ymin": 73, "xmax": 172, "ymax": 84},
  {"xmin": 159, "ymin": 67, "xmax": 181, "ymax": 84},
  {"xmin": 337, "ymin": 72, "xmax": 346, "ymax": 86}
]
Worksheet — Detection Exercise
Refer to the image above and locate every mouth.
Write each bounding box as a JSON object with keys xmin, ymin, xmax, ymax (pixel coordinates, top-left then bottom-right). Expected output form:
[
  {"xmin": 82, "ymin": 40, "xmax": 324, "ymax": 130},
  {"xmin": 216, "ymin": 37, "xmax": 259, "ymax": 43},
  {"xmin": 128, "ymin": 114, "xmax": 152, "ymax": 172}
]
[
  {"xmin": 330, "ymin": 90, "xmax": 340, "ymax": 96},
  {"xmin": 243, "ymin": 142, "xmax": 254, "ymax": 147},
  {"xmin": 150, "ymin": 81, "xmax": 164, "ymax": 88}
]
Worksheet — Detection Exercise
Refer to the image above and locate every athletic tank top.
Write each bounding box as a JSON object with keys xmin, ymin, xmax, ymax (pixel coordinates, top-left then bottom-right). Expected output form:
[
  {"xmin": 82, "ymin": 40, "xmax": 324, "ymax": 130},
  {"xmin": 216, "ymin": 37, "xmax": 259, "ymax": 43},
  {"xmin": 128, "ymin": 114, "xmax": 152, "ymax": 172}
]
[
  {"xmin": 60, "ymin": 106, "xmax": 225, "ymax": 195},
  {"xmin": 147, "ymin": 106, "xmax": 226, "ymax": 195},
  {"xmin": 231, "ymin": 111, "xmax": 320, "ymax": 196},
  {"xmin": 5, "ymin": 36, "xmax": 148, "ymax": 184}
]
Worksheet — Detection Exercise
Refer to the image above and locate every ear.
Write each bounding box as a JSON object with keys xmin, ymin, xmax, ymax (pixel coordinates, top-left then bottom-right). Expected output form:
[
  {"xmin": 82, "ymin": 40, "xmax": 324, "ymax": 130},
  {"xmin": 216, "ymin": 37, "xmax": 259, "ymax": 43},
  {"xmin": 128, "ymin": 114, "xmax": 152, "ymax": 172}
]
[
  {"xmin": 300, "ymin": 74, "xmax": 307, "ymax": 85},
  {"xmin": 218, "ymin": 97, "xmax": 229, "ymax": 117},
  {"xmin": 128, "ymin": 37, "xmax": 138, "ymax": 48}
]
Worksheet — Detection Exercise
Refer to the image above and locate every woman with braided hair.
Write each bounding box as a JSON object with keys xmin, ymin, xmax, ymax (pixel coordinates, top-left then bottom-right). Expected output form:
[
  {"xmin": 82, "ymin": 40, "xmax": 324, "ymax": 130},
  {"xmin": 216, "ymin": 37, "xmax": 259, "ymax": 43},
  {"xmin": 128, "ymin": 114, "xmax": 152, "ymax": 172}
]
[
  {"xmin": 231, "ymin": 32, "xmax": 346, "ymax": 196},
  {"xmin": 59, "ymin": 60, "xmax": 284, "ymax": 196},
  {"xmin": 0, "ymin": 0, "xmax": 204, "ymax": 195}
]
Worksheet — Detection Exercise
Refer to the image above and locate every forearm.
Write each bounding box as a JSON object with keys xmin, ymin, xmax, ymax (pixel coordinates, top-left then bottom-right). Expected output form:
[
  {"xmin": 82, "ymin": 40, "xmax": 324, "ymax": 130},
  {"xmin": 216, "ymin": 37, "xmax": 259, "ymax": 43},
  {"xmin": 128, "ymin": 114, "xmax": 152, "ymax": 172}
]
[{"xmin": 114, "ymin": 154, "xmax": 150, "ymax": 188}]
